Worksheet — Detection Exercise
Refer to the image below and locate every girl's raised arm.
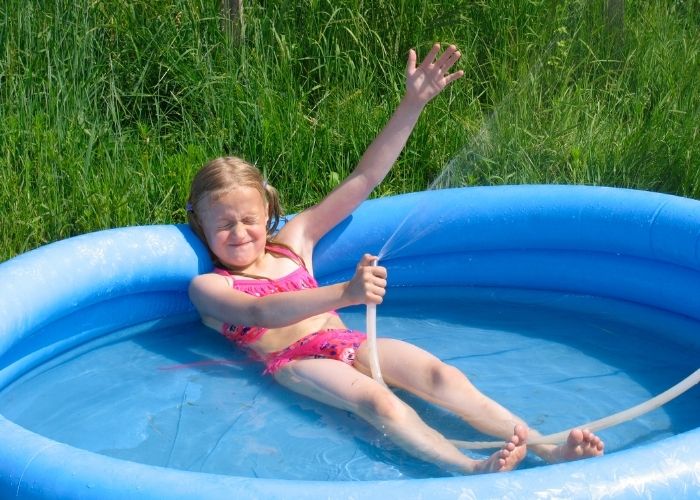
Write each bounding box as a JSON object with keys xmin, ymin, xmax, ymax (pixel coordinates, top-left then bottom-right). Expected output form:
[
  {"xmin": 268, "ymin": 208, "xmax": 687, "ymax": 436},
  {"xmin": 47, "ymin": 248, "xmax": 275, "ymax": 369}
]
[{"xmin": 281, "ymin": 43, "xmax": 464, "ymax": 255}]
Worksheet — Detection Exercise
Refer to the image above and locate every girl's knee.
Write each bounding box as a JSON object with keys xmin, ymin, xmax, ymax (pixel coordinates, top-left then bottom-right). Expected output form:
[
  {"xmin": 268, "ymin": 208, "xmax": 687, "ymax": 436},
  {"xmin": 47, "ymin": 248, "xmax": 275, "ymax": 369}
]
[
  {"xmin": 426, "ymin": 361, "xmax": 464, "ymax": 392},
  {"xmin": 362, "ymin": 389, "xmax": 409, "ymax": 423}
]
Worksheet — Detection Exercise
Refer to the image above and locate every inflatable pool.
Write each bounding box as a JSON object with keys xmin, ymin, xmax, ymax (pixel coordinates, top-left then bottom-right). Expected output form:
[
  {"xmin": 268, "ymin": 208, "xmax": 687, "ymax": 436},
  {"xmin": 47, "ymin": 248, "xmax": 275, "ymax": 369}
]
[{"xmin": 0, "ymin": 185, "xmax": 698, "ymax": 498}]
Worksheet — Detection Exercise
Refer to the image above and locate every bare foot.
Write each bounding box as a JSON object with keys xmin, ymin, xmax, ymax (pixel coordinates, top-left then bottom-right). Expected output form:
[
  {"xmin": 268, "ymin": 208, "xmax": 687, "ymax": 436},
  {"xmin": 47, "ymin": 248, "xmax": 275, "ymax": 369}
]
[
  {"xmin": 474, "ymin": 425, "xmax": 528, "ymax": 473},
  {"xmin": 550, "ymin": 428, "xmax": 604, "ymax": 463}
]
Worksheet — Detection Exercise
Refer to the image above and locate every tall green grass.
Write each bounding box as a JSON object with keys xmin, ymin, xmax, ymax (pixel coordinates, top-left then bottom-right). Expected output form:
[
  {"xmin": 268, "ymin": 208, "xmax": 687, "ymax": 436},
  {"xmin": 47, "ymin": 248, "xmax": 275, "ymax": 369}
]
[{"xmin": 1, "ymin": 0, "xmax": 698, "ymax": 261}]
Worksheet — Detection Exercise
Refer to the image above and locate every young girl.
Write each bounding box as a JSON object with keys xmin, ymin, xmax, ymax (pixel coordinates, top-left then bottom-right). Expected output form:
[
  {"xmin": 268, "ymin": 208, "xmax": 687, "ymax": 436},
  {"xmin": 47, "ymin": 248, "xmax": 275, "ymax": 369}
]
[{"xmin": 187, "ymin": 44, "xmax": 604, "ymax": 474}]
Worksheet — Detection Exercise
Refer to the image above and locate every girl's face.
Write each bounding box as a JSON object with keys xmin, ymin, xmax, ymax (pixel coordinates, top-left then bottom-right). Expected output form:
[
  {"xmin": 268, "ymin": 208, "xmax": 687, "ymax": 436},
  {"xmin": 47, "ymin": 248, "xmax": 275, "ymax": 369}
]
[{"xmin": 200, "ymin": 186, "xmax": 269, "ymax": 270}]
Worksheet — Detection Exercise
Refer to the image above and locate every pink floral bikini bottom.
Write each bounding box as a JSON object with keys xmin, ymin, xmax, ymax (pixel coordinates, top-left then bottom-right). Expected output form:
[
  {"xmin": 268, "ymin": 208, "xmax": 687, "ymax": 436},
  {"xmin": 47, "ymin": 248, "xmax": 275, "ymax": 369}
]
[{"xmin": 263, "ymin": 328, "xmax": 366, "ymax": 375}]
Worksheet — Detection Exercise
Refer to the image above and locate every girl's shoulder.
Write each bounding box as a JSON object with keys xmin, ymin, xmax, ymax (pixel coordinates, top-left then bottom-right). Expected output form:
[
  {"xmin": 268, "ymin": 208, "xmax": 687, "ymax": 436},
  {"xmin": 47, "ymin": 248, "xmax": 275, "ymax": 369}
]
[
  {"xmin": 211, "ymin": 268, "xmax": 235, "ymax": 287},
  {"xmin": 272, "ymin": 215, "xmax": 315, "ymax": 264},
  {"xmin": 189, "ymin": 270, "xmax": 233, "ymax": 293},
  {"xmin": 265, "ymin": 241, "xmax": 307, "ymax": 269}
]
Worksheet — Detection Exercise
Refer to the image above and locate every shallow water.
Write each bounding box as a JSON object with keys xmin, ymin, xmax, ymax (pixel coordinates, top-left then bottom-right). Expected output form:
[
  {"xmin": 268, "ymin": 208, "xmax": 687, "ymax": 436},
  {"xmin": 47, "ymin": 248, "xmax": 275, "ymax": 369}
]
[{"xmin": 0, "ymin": 287, "xmax": 697, "ymax": 480}]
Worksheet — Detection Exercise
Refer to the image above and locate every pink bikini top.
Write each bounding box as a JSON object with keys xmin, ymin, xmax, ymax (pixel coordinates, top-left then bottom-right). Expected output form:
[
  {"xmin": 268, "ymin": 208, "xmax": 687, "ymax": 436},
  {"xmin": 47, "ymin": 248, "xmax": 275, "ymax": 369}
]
[{"xmin": 214, "ymin": 243, "xmax": 319, "ymax": 346}]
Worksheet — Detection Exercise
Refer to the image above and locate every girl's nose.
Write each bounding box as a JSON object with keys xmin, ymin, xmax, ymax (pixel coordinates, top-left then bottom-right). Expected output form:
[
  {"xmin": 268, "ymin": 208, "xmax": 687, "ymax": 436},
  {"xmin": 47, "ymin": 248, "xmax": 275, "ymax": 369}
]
[{"xmin": 232, "ymin": 223, "xmax": 248, "ymax": 239}]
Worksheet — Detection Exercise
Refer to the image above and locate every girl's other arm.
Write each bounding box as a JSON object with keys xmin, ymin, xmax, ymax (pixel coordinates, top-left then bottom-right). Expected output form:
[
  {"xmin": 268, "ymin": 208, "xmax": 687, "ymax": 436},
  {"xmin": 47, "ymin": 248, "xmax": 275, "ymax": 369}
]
[
  {"xmin": 189, "ymin": 255, "xmax": 386, "ymax": 328},
  {"xmin": 284, "ymin": 44, "xmax": 464, "ymax": 252}
]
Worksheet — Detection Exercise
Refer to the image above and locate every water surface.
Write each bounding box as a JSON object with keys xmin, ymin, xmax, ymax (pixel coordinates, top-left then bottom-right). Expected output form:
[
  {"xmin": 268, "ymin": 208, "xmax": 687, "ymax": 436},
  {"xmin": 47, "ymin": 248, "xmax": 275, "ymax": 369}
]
[{"xmin": 0, "ymin": 287, "xmax": 697, "ymax": 480}]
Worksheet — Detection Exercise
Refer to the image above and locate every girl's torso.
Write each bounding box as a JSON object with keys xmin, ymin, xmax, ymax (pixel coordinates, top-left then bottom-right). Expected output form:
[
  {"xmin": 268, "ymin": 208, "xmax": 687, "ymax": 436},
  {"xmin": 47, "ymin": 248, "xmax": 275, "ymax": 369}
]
[{"xmin": 202, "ymin": 243, "xmax": 346, "ymax": 355}]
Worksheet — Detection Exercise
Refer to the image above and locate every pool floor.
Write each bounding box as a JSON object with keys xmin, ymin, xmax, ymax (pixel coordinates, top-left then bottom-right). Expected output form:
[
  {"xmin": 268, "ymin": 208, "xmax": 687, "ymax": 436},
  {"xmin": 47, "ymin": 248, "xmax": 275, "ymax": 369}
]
[{"xmin": 0, "ymin": 287, "xmax": 697, "ymax": 480}]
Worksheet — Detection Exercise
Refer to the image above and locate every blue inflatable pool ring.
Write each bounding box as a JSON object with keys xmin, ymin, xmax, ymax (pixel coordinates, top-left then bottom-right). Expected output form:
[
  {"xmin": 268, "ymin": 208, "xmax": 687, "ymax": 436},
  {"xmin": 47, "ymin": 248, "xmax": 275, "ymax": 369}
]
[{"xmin": 0, "ymin": 185, "xmax": 698, "ymax": 498}]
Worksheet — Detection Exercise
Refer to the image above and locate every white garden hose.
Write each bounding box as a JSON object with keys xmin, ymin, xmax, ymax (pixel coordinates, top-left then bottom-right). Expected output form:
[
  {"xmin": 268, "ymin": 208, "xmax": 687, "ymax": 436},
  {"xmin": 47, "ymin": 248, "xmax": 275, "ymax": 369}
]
[
  {"xmin": 448, "ymin": 368, "xmax": 700, "ymax": 449},
  {"xmin": 366, "ymin": 259, "xmax": 387, "ymax": 387}
]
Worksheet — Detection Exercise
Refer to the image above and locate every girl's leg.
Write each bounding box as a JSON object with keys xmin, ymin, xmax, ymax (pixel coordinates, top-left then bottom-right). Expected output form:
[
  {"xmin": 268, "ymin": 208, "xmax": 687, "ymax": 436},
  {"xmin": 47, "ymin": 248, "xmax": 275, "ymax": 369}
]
[
  {"xmin": 273, "ymin": 358, "xmax": 527, "ymax": 474},
  {"xmin": 355, "ymin": 339, "xmax": 603, "ymax": 463}
]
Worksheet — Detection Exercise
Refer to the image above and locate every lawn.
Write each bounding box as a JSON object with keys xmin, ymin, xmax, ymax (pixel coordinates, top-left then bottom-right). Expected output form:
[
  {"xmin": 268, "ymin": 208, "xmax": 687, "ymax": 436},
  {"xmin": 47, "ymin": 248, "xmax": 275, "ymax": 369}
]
[{"xmin": 1, "ymin": 0, "xmax": 698, "ymax": 260}]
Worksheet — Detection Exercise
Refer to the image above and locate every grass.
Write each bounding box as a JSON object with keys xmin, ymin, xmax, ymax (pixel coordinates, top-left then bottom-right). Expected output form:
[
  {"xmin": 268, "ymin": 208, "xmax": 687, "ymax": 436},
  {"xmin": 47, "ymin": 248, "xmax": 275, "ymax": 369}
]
[{"xmin": 1, "ymin": 0, "xmax": 698, "ymax": 261}]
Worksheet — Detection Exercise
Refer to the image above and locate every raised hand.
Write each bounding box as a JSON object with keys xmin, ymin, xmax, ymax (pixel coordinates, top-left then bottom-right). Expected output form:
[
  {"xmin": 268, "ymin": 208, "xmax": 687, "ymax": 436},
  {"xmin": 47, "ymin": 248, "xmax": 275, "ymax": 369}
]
[{"xmin": 405, "ymin": 43, "xmax": 464, "ymax": 106}]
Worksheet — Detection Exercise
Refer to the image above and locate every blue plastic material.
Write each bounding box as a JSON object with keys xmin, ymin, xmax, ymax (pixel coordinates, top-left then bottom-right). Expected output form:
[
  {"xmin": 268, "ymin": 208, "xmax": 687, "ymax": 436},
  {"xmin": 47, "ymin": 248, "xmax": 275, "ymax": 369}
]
[{"xmin": 0, "ymin": 185, "xmax": 699, "ymax": 498}]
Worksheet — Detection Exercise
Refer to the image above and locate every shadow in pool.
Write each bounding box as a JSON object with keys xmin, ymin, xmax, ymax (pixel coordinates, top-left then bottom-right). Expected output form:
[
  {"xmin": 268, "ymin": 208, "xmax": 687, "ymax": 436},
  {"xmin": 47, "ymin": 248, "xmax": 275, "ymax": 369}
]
[{"xmin": 128, "ymin": 324, "xmax": 472, "ymax": 479}]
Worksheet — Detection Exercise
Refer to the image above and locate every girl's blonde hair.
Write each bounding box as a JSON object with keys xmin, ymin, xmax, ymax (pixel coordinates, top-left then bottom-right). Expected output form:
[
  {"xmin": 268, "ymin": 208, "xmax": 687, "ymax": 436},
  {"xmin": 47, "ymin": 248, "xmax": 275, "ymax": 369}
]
[{"xmin": 187, "ymin": 156, "xmax": 283, "ymax": 256}]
